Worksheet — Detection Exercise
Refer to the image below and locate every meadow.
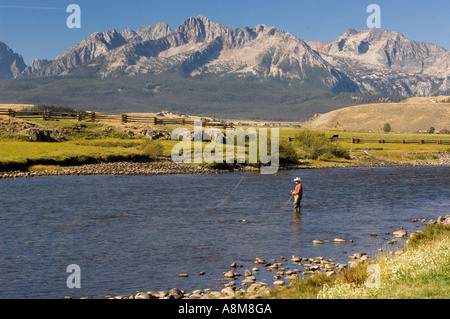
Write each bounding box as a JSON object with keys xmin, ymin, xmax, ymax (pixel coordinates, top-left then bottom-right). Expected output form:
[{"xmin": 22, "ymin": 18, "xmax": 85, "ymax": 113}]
[{"xmin": 0, "ymin": 115, "xmax": 449, "ymax": 171}]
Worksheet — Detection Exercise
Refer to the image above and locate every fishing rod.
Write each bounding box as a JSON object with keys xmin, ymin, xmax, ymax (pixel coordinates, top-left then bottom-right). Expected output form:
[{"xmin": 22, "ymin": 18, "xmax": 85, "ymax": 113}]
[{"xmin": 199, "ymin": 173, "xmax": 296, "ymax": 215}]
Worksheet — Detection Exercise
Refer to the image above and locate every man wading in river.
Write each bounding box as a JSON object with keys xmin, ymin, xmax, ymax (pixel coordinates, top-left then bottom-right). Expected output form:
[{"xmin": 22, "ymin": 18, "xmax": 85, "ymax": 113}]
[{"xmin": 291, "ymin": 177, "xmax": 303, "ymax": 214}]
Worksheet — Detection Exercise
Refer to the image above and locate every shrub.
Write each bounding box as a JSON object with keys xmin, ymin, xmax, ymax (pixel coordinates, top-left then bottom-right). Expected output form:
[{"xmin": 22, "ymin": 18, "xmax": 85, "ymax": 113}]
[
  {"xmin": 278, "ymin": 140, "xmax": 299, "ymax": 163},
  {"xmin": 143, "ymin": 141, "xmax": 164, "ymax": 159},
  {"xmin": 295, "ymin": 129, "xmax": 349, "ymax": 160}
]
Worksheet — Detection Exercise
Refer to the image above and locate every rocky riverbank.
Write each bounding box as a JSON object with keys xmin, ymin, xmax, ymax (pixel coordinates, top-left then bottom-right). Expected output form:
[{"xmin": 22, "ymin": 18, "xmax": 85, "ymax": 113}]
[
  {"xmin": 283, "ymin": 152, "xmax": 450, "ymax": 169},
  {"xmin": 1, "ymin": 152, "xmax": 449, "ymax": 179},
  {"xmin": 66, "ymin": 215, "xmax": 449, "ymax": 300},
  {"xmin": 0, "ymin": 160, "xmax": 239, "ymax": 179}
]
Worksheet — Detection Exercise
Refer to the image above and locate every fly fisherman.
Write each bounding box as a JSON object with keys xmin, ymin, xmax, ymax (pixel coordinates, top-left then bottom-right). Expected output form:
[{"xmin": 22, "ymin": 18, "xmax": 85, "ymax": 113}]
[{"xmin": 291, "ymin": 177, "xmax": 303, "ymax": 213}]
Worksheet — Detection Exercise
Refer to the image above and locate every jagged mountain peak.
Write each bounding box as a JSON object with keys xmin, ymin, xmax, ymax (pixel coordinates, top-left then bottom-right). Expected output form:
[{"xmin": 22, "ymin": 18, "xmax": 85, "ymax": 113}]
[
  {"xmin": 322, "ymin": 27, "xmax": 446, "ymax": 73},
  {"xmin": 136, "ymin": 22, "xmax": 172, "ymax": 41},
  {"xmin": 175, "ymin": 14, "xmax": 234, "ymax": 44},
  {"xmin": 0, "ymin": 41, "xmax": 26, "ymax": 79},
  {"xmin": 317, "ymin": 27, "xmax": 448, "ymax": 95},
  {"xmin": 2, "ymin": 15, "xmax": 447, "ymax": 96}
]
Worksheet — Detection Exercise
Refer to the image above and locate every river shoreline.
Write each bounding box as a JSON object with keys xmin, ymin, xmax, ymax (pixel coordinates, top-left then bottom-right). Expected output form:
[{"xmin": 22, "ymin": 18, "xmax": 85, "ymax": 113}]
[
  {"xmin": 69, "ymin": 215, "xmax": 449, "ymax": 300},
  {"xmin": 1, "ymin": 153, "xmax": 449, "ymax": 179}
]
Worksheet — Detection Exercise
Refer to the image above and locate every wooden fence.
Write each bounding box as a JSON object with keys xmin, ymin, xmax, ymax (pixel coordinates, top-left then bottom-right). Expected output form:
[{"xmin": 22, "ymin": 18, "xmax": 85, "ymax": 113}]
[
  {"xmin": 2, "ymin": 108, "xmax": 449, "ymax": 144},
  {"xmin": 0, "ymin": 108, "xmax": 228, "ymax": 128},
  {"xmin": 285, "ymin": 136, "xmax": 450, "ymax": 145}
]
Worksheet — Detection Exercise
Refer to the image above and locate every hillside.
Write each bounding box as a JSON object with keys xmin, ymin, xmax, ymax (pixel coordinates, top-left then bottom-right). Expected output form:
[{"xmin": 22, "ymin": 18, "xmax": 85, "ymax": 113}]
[
  {"xmin": 304, "ymin": 96, "xmax": 450, "ymax": 132},
  {"xmin": 0, "ymin": 72, "xmax": 401, "ymax": 121}
]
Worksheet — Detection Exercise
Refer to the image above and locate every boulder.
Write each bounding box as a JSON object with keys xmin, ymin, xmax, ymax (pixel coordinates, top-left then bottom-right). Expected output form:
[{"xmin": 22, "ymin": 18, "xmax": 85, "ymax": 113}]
[
  {"xmin": 169, "ymin": 288, "xmax": 184, "ymax": 299},
  {"xmin": 393, "ymin": 229, "xmax": 407, "ymax": 238},
  {"xmin": 241, "ymin": 276, "xmax": 256, "ymax": 285},
  {"xmin": 224, "ymin": 270, "xmax": 236, "ymax": 278},
  {"xmin": 26, "ymin": 128, "xmax": 54, "ymax": 141},
  {"xmin": 135, "ymin": 292, "xmax": 156, "ymax": 299},
  {"xmin": 221, "ymin": 287, "xmax": 236, "ymax": 297},
  {"xmin": 290, "ymin": 256, "xmax": 301, "ymax": 262},
  {"xmin": 438, "ymin": 215, "xmax": 450, "ymax": 226},
  {"xmin": 273, "ymin": 280, "xmax": 285, "ymax": 286},
  {"xmin": 285, "ymin": 274, "xmax": 298, "ymax": 281}
]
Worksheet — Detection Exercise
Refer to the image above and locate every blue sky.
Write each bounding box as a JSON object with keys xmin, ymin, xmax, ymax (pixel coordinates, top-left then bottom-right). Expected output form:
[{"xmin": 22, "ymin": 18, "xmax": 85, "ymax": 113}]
[{"xmin": 0, "ymin": 0, "xmax": 449, "ymax": 65}]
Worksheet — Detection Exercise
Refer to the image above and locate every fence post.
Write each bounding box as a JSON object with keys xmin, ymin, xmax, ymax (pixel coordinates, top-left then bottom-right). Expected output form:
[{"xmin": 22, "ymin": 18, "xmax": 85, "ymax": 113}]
[
  {"xmin": 8, "ymin": 109, "xmax": 15, "ymax": 117},
  {"xmin": 152, "ymin": 117, "xmax": 157, "ymax": 125},
  {"xmin": 43, "ymin": 110, "xmax": 51, "ymax": 120},
  {"xmin": 180, "ymin": 118, "xmax": 185, "ymax": 125},
  {"xmin": 91, "ymin": 112, "xmax": 96, "ymax": 121},
  {"xmin": 419, "ymin": 140, "xmax": 424, "ymax": 144},
  {"xmin": 121, "ymin": 114, "xmax": 128, "ymax": 123}
]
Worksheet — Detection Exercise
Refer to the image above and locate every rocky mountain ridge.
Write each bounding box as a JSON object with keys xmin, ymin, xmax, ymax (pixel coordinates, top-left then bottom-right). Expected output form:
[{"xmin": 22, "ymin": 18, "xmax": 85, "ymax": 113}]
[
  {"xmin": 0, "ymin": 41, "xmax": 27, "ymax": 79},
  {"xmin": 1, "ymin": 15, "xmax": 449, "ymax": 97}
]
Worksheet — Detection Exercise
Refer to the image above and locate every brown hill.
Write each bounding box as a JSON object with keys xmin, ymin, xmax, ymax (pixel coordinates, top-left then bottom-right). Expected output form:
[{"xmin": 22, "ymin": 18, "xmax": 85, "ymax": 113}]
[{"xmin": 304, "ymin": 96, "xmax": 450, "ymax": 132}]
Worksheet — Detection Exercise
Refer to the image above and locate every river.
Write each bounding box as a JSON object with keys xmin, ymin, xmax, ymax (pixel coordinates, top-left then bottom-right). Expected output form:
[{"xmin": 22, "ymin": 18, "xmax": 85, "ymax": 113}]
[{"xmin": 0, "ymin": 166, "xmax": 449, "ymax": 298}]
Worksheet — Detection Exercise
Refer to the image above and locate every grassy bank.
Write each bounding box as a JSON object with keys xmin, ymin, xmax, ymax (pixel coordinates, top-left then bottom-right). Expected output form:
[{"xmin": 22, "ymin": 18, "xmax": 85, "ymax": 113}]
[
  {"xmin": 279, "ymin": 127, "xmax": 450, "ymax": 166},
  {"xmin": 265, "ymin": 222, "xmax": 450, "ymax": 299},
  {"xmin": 0, "ymin": 115, "xmax": 449, "ymax": 171}
]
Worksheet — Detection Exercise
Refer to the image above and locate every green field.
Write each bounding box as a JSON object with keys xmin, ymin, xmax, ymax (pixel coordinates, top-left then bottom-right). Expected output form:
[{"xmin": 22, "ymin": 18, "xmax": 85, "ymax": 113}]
[{"xmin": 0, "ymin": 116, "xmax": 449, "ymax": 171}]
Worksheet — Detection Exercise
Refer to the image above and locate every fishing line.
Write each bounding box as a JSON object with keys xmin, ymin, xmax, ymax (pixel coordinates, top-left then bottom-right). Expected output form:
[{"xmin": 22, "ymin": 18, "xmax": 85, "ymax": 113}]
[
  {"xmin": 272, "ymin": 193, "xmax": 294, "ymax": 213},
  {"xmin": 199, "ymin": 172, "xmax": 247, "ymax": 215}
]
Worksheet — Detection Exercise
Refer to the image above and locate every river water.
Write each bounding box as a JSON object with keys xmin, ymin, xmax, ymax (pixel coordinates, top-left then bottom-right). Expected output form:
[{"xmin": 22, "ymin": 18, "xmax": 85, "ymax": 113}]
[{"xmin": 0, "ymin": 166, "xmax": 449, "ymax": 298}]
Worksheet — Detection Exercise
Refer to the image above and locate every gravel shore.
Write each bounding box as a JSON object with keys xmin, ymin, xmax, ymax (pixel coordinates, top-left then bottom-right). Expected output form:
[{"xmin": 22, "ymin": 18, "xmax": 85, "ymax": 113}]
[
  {"xmin": 0, "ymin": 160, "xmax": 234, "ymax": 179},
  {"xmin": 1, "ymin": 153, "xmax": 449, "ymax": 179}
]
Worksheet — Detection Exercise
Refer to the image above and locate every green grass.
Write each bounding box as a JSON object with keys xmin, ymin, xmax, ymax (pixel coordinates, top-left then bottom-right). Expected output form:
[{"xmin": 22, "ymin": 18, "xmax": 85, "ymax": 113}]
[
  {"xmin": 0, "ymin": 138, "xmax": 149, "ymax": 169},
  {"xmin": 0, "ymin": 117, "xmax": 449, "ymax": 171},
  {"xmin": 287, "ymin": 129, "xmax": 450, "ymax": 165}
]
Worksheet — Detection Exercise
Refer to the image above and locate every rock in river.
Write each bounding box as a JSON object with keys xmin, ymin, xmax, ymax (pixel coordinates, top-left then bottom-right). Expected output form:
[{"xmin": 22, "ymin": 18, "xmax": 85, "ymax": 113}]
[{"xmin": 393, "ymin": 229, "xmax": 407, "ymax": 238}]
